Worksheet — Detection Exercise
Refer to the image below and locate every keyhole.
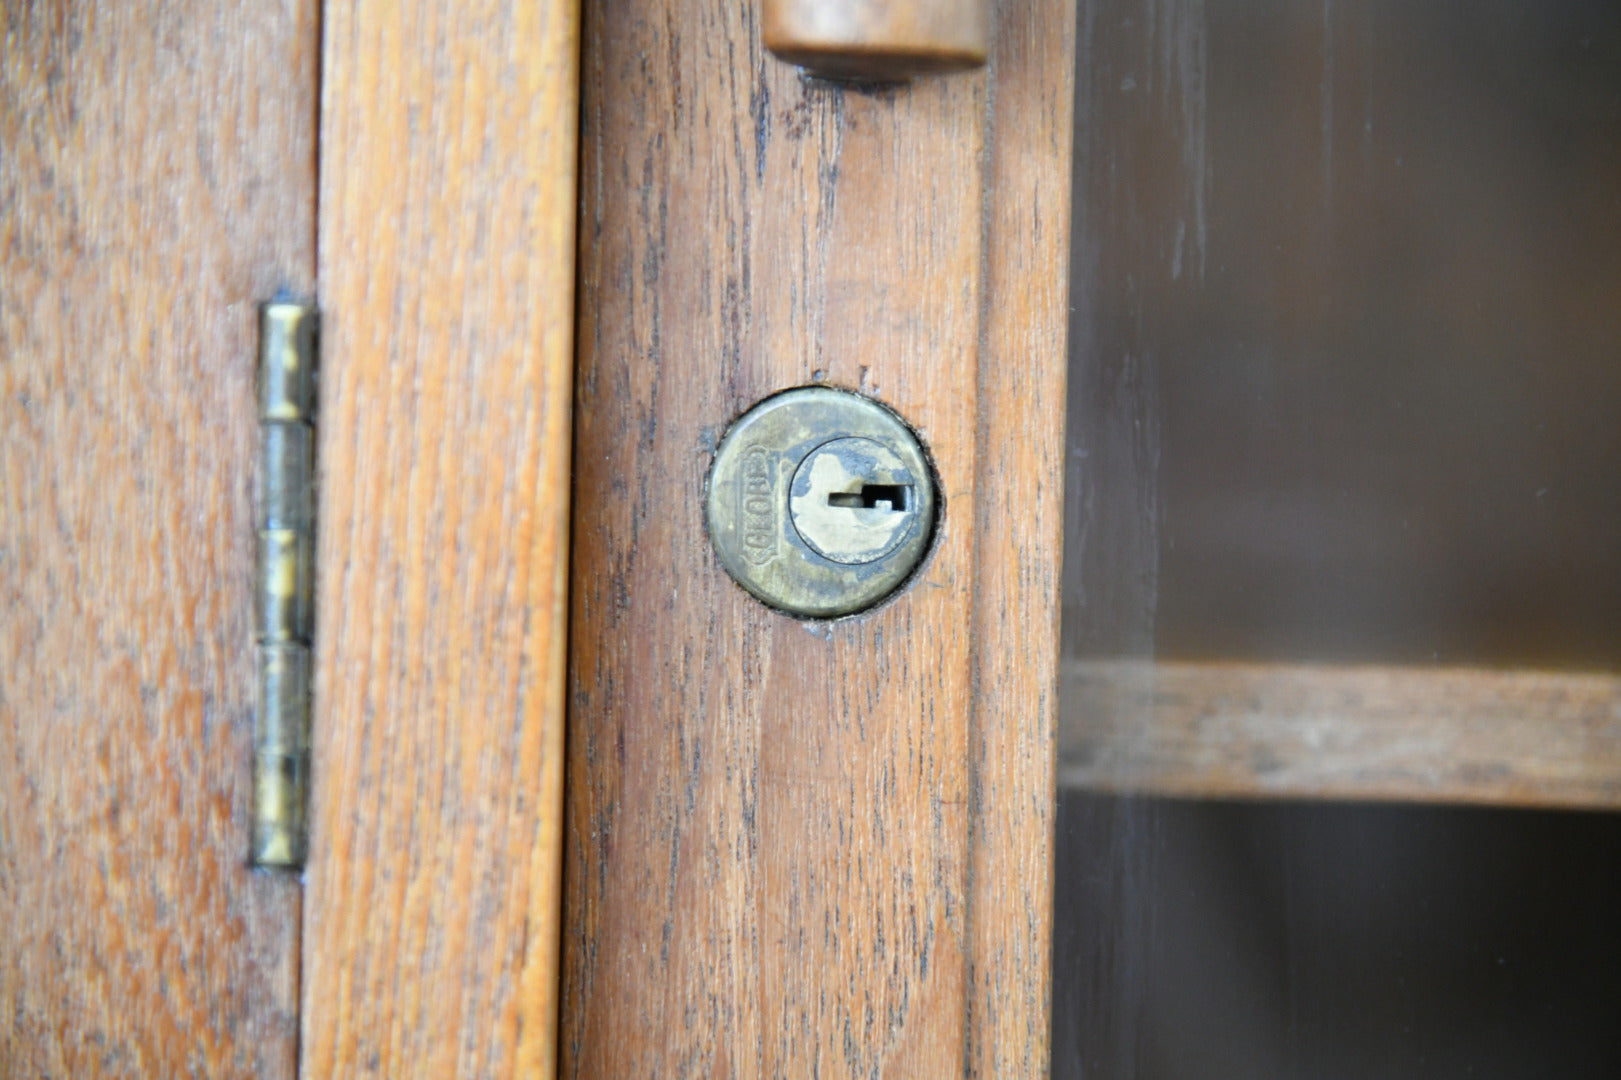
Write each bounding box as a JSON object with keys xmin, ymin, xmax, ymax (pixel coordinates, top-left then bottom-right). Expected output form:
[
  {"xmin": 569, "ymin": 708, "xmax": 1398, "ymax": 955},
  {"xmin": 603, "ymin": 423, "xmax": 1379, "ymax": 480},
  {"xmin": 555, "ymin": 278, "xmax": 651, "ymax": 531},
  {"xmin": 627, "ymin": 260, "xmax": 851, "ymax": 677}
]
[{"xmin": 827, "ymin": 484, "xmax": 910, "ymax": 512}]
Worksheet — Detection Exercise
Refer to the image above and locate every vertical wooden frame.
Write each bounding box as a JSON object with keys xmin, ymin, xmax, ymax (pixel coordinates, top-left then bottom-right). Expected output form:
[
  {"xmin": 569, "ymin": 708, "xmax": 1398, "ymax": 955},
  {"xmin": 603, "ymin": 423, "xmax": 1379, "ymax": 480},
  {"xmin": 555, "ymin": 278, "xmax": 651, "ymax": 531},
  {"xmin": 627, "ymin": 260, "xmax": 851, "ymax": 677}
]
[
  {"xmin": 304, "ymin": 0, "xmax": 581, "ymax": 1075},
  {"xmin": 970, "ymin": 0, "xmax": 1076, "ymax": 1069},
  {"xmin": 562, "ymin": 0, "xmax": 1074, "ymax": 1072}
]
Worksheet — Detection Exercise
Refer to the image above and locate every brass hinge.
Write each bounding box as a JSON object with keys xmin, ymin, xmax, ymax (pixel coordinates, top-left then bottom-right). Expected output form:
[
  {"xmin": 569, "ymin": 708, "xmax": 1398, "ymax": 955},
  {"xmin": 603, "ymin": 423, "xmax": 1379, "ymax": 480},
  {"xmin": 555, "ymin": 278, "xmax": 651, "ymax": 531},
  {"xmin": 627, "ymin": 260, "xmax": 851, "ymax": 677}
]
[{"xmin": 252, "ymin": 301, "xmax": 317, "ymax": 870}]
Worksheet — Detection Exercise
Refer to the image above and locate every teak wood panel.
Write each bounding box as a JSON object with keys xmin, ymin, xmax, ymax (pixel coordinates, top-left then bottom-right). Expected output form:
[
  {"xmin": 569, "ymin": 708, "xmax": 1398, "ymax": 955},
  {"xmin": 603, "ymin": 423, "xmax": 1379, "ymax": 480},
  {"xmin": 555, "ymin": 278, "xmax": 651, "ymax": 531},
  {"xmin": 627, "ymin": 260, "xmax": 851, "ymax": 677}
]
[
  {"xmin": 1062, "ymin": 660, "xmax": 1621, "ymax": 809},
  {"xmin": 562, "ymin": 0, "xmax": 1073, "ymax": 1075},
  {"xmin": 1, "ymin": 3, "xmax": 316, "ymax": 1075},
  {"xmin": 303, "ymin": 0, "xmax": 581, "ymax": 1076}
]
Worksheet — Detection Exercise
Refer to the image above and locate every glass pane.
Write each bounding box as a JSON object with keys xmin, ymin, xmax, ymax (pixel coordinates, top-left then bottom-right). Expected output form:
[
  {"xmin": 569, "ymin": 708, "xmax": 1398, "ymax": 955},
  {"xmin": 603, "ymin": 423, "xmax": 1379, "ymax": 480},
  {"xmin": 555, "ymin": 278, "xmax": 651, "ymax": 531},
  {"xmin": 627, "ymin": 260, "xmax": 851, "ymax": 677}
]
[
  {"xmin": 1063, "ymin": 0, "xmax": 1621, "ymax": 669},
  {"xmin": 1056, "ymin": 1, "xmax": 1621, "ymax": 1075},
  {"xmin": 1052, "ymin": 795, "xmax": 1621, "ymax": 1080}
]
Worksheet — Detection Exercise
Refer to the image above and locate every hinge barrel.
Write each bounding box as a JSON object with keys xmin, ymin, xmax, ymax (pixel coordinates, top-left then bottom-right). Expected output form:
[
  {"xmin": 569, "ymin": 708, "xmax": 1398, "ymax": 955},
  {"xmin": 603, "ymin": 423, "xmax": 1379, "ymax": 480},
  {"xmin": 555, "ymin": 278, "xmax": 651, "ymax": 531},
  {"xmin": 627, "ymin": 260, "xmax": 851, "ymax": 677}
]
[{"xmin": 252, "ymin": 301, "xmax": 317, "ymax": 869}]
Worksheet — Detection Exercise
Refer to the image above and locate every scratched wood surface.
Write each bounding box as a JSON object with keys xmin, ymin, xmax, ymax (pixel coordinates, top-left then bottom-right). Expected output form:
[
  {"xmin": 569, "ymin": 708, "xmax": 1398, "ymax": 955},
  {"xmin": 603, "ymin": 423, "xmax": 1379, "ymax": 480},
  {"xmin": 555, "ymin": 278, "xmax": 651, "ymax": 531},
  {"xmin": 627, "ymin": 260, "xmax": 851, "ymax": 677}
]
[
  {"xmin": 0, "ymin": 3, "xmax": 315, "ymax": 1075},
  {"xmin": 301, "ymin": 0, "xmax": 581, "ymax": 1076},
  {"xmin": 561, "ymin": 0, "xmax": 1073, "ymax": 1074},
  {"xmin": 1062, "ymin": 660, "xmax": 1621, "ymax": 809}
]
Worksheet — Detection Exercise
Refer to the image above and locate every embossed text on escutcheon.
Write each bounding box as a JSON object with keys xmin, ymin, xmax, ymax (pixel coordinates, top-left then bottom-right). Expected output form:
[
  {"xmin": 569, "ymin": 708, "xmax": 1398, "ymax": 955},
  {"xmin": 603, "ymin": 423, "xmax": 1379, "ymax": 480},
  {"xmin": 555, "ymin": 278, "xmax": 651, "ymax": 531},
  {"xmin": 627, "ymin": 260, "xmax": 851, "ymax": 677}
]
[{"xmin": 739, "ymin": 445, "xmax": 776, "ymax": 565}]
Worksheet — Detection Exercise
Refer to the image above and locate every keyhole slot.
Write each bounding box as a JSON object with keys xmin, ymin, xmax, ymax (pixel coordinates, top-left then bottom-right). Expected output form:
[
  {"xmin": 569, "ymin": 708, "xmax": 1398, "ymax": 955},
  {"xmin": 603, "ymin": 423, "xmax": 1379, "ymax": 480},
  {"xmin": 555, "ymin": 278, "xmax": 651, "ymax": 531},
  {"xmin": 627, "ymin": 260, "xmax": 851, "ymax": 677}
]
[{"xmin": 827, "ymin": 484, "xmax": 910, "ymax": 512}]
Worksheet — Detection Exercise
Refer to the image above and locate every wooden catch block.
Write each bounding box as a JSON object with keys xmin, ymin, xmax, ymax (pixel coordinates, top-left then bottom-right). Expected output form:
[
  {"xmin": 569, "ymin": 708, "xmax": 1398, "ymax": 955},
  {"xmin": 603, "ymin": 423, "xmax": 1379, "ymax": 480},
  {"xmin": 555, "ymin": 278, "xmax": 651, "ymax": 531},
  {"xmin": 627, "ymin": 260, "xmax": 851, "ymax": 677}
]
[{"xmin": 764, "ymin": 0, "xmax": 988, "ymax": 80}]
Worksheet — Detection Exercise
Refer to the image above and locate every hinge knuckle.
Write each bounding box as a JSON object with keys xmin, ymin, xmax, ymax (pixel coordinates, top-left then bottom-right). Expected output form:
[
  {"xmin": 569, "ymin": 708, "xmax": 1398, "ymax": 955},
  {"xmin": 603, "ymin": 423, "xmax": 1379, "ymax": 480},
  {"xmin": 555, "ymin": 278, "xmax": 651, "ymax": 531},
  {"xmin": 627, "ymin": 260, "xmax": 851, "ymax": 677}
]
[
  {"xmin": 259, "ymin": 302, "xmax": 317, "ymax": 422},
  {"xmin": 252, "ymin": 300, "xmax": 317, "ymax": 871},
  {"xmin": 257, "ymin": 643, "xmax": 311, "ymax": 755},
  {"xmin": 256, "ymin": 529, "xmax": 312, "ymax": 641},
  {"xmin": 260, "ymin": 423, "xmax": 314, "ymax": 530}
]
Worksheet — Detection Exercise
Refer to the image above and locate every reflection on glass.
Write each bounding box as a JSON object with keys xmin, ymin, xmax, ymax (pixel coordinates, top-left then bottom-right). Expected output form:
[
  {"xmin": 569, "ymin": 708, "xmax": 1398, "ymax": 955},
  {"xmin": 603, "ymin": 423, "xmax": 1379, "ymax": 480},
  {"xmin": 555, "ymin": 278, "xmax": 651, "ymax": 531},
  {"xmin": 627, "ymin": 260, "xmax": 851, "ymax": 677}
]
[
  {"xmin": 1053, "ymin": 795, "xmax": 1621, "ymax": 1080},
  {"xmin": 1056, "ymin": 1, "xmax": 1621, "ymax": 1076},
  {"xmin": 1064, "ymin": 0, "xmax": 1621, "ymax": 668}
]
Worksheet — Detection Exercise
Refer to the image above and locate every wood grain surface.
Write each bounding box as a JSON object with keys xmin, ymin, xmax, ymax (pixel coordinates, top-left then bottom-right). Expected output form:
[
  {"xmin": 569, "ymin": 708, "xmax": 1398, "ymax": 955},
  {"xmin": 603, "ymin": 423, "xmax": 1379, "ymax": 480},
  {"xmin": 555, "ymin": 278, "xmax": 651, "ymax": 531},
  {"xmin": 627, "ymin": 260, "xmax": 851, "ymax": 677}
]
[
  {"xmin": 763, "ymin": 0, "xmax": 989, "ymax": 79},
  {"xmin": 562, "ymin": 0, "xmax": 1072, "ymax": 1074},
  {"xmin": 968, "ymin": 0, "xmax": 1075, "ymax": 1072},
  {"xmin": 0, "ymin": 3, "xmax": 316, "ymax": 1075},
  {"xmin": 1061, "ymin": 660, "xmax": 1621, "ymax": 808},
  {"xmin": 301, "ymin": 0, "xmax": 581, "ymax": 1076}
]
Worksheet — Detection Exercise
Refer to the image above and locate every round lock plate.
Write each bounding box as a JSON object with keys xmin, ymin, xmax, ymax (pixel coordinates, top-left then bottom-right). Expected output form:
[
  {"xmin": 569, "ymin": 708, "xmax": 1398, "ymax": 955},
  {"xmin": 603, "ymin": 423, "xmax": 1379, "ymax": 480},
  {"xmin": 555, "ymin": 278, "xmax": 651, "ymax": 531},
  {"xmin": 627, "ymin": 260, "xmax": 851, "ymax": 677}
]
[{"xmin": 705, "ymin": 387, "xmax": 936, "ymax": 618}]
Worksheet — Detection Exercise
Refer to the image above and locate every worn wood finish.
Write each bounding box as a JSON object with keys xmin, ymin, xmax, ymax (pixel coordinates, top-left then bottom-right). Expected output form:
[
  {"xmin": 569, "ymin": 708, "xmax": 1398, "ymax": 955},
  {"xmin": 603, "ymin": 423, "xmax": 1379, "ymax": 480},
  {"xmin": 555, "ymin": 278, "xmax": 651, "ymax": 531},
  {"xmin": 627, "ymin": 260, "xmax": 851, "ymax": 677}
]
[
  {"xmin": 303, "ymin": 0, "xmax": 581, "ymax": 1075},
  {"xmin": 1061, "ymin": 660, "xmax": 1621, "ymax": 808},
  {"xmin": 562, "ymin": 0, "xmax": 1071, "ymax": 1074},
  {"xmin": 0, "ymin": 3, "xmax": 315, "ymax": 1074},
  {"xmin": 968, "ymin": 0, "xmax": 1075, "ymax": 1072},
  {"xmin": 763, "ymin": 0, "xmax": 989, "ymax": 79}
]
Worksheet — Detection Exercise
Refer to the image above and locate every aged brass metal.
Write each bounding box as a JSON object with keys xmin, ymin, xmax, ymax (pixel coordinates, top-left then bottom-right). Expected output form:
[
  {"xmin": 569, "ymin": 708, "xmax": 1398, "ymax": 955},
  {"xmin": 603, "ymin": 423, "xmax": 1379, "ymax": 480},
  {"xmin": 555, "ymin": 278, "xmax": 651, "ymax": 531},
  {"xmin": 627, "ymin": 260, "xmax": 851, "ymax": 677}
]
[
  {"xmin": 706, "ymin": 387, "xmax": 936, "ymax": 618},
  {"xmin": 252, "ymin": 301, "xmax": 317, "ymax": 869}
]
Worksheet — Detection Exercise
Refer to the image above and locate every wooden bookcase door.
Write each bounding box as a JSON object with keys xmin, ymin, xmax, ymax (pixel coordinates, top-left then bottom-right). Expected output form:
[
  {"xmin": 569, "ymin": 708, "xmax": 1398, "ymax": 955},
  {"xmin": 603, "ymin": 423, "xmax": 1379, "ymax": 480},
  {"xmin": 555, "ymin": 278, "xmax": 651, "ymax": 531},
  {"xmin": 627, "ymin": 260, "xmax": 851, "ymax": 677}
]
[
  {"xmin": 8, "ymin": 0, "xmax": 1084, "ymax": 1073},
  {"xmin": 558, "ymin": 0, "xmax": 1074, "ymax": 1076},
  {"xmin": 4, "ymin": 1, "xmax": 580, "ymax": 1076},
  {"xmin": 2, "ymin": 6, "xmax": 316, "ymax": 1072}
]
